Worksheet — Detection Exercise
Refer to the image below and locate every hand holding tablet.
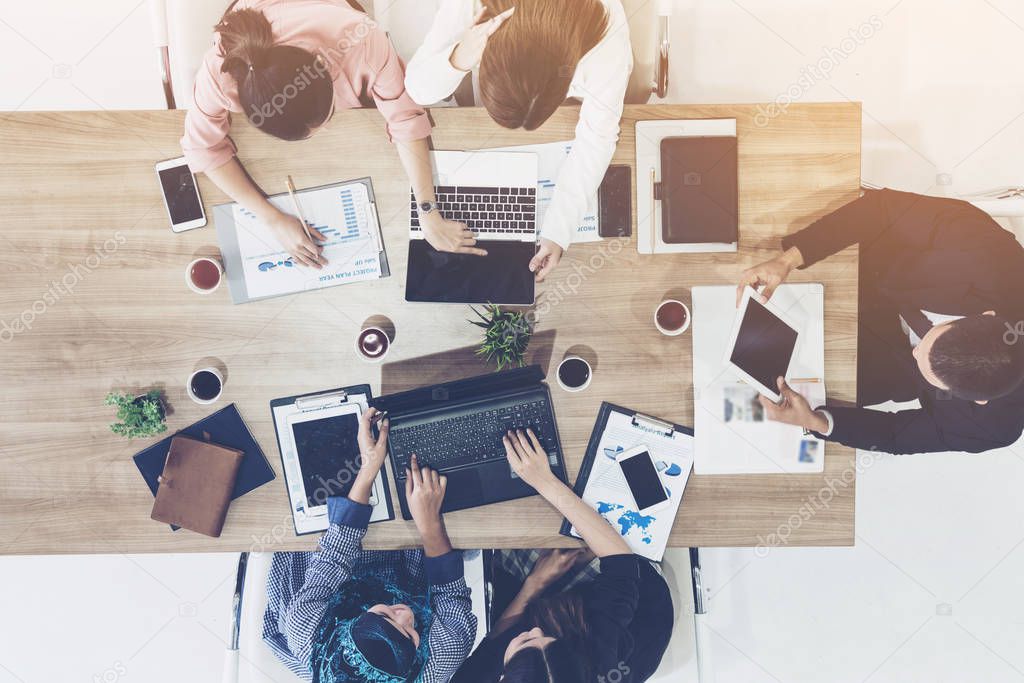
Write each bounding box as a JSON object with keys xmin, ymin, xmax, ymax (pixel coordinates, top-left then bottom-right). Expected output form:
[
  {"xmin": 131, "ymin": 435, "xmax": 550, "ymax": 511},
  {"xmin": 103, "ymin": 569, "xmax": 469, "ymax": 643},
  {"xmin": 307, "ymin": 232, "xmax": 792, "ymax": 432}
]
[
  {"xmin": 758, "ymin": 377, "xmax": 831, "ymax": 434},
  {"xmin": 724, "ymin": 286, "xmax": 800, "ymax": 402}
]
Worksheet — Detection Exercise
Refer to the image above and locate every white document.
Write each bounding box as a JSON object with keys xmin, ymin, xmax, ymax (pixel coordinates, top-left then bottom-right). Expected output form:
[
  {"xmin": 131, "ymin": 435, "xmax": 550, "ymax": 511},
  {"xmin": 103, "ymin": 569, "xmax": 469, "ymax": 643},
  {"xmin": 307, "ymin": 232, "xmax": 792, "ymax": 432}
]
[
  {"xmin": 489, "ymin": 140, "xmax": 601, "ymax": 243},
  {"xmin": 570, "ymin": 412, "xmax": 694, "ymax": 562},
  {"xmin": 692, "ymin": 284, "xmax": 826, "ymax": 474},
  {"xmin": 232, "ymin": 182, "xmax": 383, "ymax": 300}
]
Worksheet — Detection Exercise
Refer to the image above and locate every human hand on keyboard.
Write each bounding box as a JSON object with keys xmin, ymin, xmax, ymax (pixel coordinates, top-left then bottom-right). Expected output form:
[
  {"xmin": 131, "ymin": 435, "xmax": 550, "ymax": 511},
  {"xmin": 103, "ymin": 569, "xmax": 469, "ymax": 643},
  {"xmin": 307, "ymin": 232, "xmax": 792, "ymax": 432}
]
[
  {"xmin": 503, "ymin": 429, "xmax": 556, "ymax": 489},
  {"xmin": 421, "ymin": 211, "xmax": 488, "ymax": 256},
  {"xmin": 406, "ymin": 455, "xmax": 452, "ymax": 556}
]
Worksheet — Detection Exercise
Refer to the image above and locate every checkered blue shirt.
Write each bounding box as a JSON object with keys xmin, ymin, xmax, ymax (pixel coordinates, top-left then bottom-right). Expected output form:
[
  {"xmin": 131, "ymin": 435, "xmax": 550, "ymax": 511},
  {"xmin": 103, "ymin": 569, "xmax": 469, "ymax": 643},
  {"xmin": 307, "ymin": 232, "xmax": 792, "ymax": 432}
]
[{"xmin": 262, "ymin": 497, "xmax": 476, "ymax": 681}]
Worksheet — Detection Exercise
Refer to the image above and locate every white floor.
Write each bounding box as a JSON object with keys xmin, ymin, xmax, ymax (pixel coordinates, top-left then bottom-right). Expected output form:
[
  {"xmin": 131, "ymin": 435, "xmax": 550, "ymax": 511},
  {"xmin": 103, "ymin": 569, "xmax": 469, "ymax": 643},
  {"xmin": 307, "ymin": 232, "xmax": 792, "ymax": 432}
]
[{"xmin": 2, "ymin": 0, "xmax": 1024, "ymax": 681}]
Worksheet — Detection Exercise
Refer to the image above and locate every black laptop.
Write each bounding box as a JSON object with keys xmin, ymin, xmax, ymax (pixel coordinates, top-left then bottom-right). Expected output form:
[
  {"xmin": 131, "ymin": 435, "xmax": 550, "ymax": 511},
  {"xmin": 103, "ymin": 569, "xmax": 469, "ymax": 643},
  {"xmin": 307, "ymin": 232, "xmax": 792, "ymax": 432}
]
[{"xmin": 372, "ymin": 365, "xmax": 568, "ymax": 519}]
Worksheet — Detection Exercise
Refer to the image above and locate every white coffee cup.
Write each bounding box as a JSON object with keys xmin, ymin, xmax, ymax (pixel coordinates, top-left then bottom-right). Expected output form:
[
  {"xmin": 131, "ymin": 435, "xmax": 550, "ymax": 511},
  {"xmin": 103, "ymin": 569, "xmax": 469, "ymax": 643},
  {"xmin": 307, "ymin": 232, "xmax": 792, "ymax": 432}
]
[
  {"xmin": 557, "ymin": 355, "xmax": 593, "ymax": 392},
  {"xmin": 187, "ymin": 367, "xmax": 224, "ymax": 404},
  {"xmin": 654, "ymin": 299, "xmax": 691, "ymax": 336},
  {"xmin": 185, "ymin": 257, "xmax": 223, "ymax": 295}
]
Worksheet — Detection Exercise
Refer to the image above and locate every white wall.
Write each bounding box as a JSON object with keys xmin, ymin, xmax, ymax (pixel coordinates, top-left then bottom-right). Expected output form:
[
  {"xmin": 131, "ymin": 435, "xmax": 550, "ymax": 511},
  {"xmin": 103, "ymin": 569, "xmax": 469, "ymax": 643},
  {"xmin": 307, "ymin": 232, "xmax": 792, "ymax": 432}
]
[{"xmin": 1, "ymin": 1, "xmax": 1023, "ymax": 681}]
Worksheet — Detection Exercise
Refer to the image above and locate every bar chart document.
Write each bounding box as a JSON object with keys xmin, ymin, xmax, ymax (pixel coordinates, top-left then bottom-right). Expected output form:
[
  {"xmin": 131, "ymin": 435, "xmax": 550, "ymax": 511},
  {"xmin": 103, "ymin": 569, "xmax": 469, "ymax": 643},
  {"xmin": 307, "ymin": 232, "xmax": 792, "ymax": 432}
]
[{"xmin": 214, "ymin": 178, "xmax": 389, "ymax": 304}]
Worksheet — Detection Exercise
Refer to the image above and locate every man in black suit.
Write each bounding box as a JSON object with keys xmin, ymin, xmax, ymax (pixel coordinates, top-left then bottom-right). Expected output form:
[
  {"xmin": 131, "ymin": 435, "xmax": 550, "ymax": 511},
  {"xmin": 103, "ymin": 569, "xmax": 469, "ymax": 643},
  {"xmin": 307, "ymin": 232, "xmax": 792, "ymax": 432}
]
[{"xmin": 738, "ymin": 188, "xmax": 1024, "ymax": 455}]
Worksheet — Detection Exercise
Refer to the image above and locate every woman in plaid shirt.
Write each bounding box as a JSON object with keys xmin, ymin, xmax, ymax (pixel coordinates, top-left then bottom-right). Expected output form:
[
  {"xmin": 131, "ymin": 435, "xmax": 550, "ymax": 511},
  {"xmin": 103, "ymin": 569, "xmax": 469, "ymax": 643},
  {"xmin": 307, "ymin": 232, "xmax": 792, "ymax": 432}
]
[{"xmin": 262, "ymin": 408, "xmax": 476, "ymax": 682}]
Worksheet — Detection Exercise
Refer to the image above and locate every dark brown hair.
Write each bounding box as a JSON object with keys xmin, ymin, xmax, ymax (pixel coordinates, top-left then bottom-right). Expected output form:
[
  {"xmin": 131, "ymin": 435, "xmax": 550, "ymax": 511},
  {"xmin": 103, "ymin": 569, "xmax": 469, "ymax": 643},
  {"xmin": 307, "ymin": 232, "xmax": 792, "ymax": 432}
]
[
  {"xmin": 216, "ymin": 8, "xmax": 334, "ymax": 140},
  {"xmin": 502, "ymin": 592, "xmax": 592, "ymax": 683},
  {"xmin": 480, "ymin": 0, "xmax": 609, "ymax": 130}
]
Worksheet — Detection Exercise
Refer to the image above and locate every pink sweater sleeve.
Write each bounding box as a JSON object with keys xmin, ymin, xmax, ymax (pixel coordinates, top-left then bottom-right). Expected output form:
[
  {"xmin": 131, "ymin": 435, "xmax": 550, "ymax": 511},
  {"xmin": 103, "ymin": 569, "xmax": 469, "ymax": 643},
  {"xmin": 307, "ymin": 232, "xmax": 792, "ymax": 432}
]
[
  {"xmin": 362, "ymin": 29, "xmax": 432, "ymax": 143},
  {"xmin": 180, "ymin": 49, "xmax": 239, "ymax": 174}
]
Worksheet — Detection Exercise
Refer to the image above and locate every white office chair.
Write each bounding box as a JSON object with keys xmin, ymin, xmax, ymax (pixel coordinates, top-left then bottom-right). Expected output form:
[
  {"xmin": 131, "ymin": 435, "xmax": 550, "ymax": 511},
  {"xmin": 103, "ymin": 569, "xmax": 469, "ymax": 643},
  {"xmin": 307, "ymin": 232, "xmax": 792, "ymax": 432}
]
[
  {"xmin": 864, "ymin": 181, "xmax": 1024, "ymax": 243},
  {"xmin": 222, "ymin": 549, "xmax": 488, "ymax": 683},
  {"xmin": 147, "ymin": 0, "xmax": 672, "ymax": 110},
  {"xmin": 148, "ymin": 0, "xmax": 234, "ymax": 109},
  {"xmin": 148, "ymin": 0, "xmax": 367, "ymax": 109},
  {"xmin": 960, "ymin": 186, "xmax": 1024, "ymax": 237},
  {"xmin": 375, "ymin": 0, "xmax": 673, "ymax": 104},
  {"xmin": 623, "ymin": 0, "xmax": 674, "ymax": 103}
]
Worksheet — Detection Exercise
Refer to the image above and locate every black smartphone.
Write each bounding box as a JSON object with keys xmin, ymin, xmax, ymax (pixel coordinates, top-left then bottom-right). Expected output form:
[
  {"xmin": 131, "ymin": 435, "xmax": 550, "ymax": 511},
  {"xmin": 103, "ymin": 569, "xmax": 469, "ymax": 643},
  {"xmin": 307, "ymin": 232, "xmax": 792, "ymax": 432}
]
[{"xmin": 598, "ymin": 164, "xmax": 631, "ymax": 238}]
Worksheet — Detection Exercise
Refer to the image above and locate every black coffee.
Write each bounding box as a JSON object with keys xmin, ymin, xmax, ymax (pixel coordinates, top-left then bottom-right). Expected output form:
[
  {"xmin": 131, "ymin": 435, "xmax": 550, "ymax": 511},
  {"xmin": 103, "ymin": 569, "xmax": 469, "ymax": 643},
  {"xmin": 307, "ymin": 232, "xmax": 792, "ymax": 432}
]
[
  {"xmin": 657, "ymin": 301, "xmax": 688, "ymax": 331},
  {"xmin": 558, "ymin": 358, "xmax": 591, "ymax": 388},
  {"xmin": 358, "ymin": 329, "xmax": 388, "ymax": 358},
  {"xmin": 190, "ymin": 370, "xmax": 222, "ymax": 401}
]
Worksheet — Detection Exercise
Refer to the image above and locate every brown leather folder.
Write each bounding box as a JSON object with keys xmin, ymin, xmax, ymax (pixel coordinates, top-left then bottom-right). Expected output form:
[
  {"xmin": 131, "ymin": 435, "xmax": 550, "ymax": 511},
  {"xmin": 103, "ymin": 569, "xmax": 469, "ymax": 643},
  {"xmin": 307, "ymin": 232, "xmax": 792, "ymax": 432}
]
[{"xmin": 151, "ymin": 435, "xmax": 244, "ymax": 537}]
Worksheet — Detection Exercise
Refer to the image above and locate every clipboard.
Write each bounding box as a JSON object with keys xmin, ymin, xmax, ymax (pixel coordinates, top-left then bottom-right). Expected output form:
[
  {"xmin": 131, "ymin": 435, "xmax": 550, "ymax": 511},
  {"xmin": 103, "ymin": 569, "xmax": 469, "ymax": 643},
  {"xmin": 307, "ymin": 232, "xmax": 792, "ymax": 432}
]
[
  {"xmin": 270, "ymin": 384, "xmax": 395, "ymax": 536},
  {"xmin": 215, "ymin": 177, "xmax": 390, "ymax": 304},
  {"xmin": 559, "ymin": 402, "xmax": 694, "ymax": 562}
]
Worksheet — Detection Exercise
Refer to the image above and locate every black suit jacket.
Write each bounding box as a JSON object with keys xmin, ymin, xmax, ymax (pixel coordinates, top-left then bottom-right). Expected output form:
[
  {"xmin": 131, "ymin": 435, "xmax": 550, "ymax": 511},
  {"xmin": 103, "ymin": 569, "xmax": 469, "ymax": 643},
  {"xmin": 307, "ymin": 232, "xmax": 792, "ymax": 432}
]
[{"xmin": 782, "ymin": 188, "xmax": 1024, "ymax": 454}]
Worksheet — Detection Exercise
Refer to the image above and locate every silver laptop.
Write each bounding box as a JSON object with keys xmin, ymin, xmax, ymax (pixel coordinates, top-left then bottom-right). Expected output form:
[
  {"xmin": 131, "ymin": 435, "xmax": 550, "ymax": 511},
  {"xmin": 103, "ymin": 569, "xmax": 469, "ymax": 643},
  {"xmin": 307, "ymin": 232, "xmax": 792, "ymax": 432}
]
[
  {"xmin": 409, "ymin": 150, "xmax": 539, "ymax": 242},
  {"xmin": 405, "ymin": 150, "xmax": 540, "ymax": 305}
]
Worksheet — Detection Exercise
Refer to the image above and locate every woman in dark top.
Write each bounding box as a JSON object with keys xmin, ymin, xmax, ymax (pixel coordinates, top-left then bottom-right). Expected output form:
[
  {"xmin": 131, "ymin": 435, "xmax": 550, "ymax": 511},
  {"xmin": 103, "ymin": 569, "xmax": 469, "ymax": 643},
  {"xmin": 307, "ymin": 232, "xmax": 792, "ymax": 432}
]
[{"xmin": 452, "ymin": 429, "xmax": 675, "ymax": 683}]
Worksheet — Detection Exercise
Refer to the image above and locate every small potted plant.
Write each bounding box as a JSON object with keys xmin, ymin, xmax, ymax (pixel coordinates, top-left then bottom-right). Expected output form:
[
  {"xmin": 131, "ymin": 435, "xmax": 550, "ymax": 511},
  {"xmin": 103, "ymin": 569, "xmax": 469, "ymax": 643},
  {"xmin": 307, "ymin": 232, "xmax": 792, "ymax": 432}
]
[
  {"xmin": 470, "ymin": 304, "xmax": 533, "ymax": 371},
  {"xmin": 105, "ymin": 390, "xmax": 168, "ymax": 439}
]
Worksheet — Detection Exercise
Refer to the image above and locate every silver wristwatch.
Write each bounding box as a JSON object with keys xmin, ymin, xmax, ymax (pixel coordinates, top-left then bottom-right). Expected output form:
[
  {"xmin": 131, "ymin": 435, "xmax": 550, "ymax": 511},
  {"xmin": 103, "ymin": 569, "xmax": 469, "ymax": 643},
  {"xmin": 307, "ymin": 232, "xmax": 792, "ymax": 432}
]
[{"xmin": 417, "ymin": 201, "xmax": 441, "ymax": 216}]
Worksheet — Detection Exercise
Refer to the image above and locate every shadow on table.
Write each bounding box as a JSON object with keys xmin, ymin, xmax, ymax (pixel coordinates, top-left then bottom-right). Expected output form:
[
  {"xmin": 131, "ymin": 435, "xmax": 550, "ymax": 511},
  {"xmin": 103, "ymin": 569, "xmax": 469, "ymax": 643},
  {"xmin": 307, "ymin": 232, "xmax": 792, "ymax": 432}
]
[{"xmin": 381, "ymin": 329, "xmax": 557, "ymax": 395}]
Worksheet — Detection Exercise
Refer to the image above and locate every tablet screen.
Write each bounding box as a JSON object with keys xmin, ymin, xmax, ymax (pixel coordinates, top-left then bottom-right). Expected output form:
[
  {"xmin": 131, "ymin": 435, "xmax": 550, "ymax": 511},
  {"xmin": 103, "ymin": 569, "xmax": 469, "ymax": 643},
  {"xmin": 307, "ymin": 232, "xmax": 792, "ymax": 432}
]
[
  {"xmin": 292, "ymin": 413, "xmax": 361, "ymax": 508},
  {"xmin": 730, "ymin": 298, "xmax": 798, "ymax": 391}
]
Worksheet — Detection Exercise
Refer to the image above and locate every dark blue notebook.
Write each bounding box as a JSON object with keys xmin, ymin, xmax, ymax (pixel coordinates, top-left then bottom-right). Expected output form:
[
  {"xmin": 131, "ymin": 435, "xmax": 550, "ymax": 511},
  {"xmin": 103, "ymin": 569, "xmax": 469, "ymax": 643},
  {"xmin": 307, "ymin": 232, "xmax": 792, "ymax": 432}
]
[{"xmin": 133, "ymin": 403, "xmax": 276, "ymax": 531}]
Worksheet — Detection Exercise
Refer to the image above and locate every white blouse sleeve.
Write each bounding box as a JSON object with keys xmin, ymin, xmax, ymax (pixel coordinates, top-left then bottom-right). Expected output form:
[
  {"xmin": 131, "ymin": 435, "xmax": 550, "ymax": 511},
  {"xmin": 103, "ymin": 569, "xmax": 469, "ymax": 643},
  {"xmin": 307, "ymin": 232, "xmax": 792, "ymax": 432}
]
[
  {"xmin": 404, "ymin": 0, "xmax": 476, "ymax": 105},
  {"xmin": 541, "ymin": 49, "xmax": 631, "ymax": 249}
]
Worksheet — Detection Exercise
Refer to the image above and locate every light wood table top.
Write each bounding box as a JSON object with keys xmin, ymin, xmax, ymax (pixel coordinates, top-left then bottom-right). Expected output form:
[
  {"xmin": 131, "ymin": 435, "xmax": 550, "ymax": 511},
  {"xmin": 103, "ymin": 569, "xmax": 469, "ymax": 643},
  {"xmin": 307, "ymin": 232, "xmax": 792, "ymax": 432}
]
[{"xmin": 0, "ymin": 103, "xmax": 860, "ymax": 555}]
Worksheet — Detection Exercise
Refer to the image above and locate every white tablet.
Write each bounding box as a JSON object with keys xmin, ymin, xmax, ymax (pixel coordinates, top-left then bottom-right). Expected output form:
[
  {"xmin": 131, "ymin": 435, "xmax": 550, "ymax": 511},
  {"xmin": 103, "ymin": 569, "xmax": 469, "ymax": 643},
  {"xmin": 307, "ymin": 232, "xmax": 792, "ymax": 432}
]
[
  {"xmin": 724, "ymin": 286, "xmax": 800, "ymax": 402},
  {"xmin": 286, "ymin": 402, "xmax": 379, "ymax": 523}
]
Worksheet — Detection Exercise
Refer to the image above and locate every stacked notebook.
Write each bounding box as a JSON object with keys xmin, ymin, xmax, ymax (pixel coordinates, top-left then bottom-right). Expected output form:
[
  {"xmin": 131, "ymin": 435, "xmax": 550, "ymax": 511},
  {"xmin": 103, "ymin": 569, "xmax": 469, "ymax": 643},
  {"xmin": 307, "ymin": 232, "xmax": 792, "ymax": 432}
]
[
  {"xmin": 133, "ymin": 403, "xmax": 275, "ymax": 536},
  {"xmin": 150, "ymin": 436, "xmax": 244, "ymax": 537},
  {"xmin": 636, "ymin": 118, "xmax": 739, "ymax": 254}
]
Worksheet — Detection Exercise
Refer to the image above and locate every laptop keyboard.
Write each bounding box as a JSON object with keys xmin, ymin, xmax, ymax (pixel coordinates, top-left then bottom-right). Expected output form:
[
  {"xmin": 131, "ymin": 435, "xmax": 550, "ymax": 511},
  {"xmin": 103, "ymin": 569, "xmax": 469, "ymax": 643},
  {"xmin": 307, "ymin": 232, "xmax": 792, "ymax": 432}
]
[
  {"xmin": 389, "ymin": 397, "xmax": 559, "ymax": 476},
  {"xmin": 410, "ymin": 185, "xmax": 537, "ymax": 240}
]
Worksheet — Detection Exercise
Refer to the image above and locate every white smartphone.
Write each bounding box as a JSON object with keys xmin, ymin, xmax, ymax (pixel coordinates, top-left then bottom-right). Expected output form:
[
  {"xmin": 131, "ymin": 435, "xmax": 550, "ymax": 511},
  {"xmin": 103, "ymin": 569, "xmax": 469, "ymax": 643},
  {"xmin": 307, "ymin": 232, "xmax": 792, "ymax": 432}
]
[
  {"xmin": 616, "ymin": 445, "xmax": 672, "ymax": 515},
  {"xmin": 724, "ymin": 286, "xmax": 800, "ymax": 402},
  {"xmin": 155, "ymin": 156, "xmax": 206, "ymax": 232}
]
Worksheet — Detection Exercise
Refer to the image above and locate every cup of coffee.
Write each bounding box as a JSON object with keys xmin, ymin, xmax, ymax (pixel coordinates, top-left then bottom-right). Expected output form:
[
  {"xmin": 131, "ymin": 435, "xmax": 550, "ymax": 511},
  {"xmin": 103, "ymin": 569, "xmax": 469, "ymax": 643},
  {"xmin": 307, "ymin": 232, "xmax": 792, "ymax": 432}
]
[
  {"xmin": 557, "ymin": 355, "xmax": 592, "ymax": 392},
  {"xmin": 186, "ymin": 256, "xmax": 223, "ymax": 295},
  {"xmin": 356, "ymin": 326, "xmax": 392, "ymax": 363},
  {"xmin": 655, "ymin": 299, "xmax": 690, "ymax": 336},
  {"xmin": 187, "ymin": 367, "xmax": 224, "ymax": 404}
]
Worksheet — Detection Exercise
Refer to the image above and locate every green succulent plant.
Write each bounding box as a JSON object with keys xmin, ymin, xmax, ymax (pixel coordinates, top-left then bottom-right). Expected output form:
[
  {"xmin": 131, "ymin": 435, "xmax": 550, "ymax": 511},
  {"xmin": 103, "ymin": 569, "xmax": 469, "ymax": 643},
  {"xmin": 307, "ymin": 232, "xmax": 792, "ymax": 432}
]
[
  {"xmin": 105, "ymin": 390, "xmax": 168, "ymax": 439},
  {"xmin": 470, "ymin": 304, "xmax": 533, "ymax": 371}
]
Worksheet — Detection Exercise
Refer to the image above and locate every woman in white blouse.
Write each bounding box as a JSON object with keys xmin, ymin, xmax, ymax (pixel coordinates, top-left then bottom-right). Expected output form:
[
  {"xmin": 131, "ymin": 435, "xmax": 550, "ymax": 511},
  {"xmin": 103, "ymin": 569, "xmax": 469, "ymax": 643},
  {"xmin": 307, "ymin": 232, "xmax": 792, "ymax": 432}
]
[{"xmin": 405, "ymin": 0, "xmax": 633, "ymax": 282}]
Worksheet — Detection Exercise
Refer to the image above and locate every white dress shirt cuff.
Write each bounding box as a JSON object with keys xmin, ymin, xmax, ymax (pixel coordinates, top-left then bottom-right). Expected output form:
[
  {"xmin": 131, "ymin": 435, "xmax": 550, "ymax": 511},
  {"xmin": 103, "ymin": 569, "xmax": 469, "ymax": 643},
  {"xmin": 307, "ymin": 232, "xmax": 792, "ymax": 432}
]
[{"xmin": 815, "ymin": 409, "xmax": 834, "ymax": 436}]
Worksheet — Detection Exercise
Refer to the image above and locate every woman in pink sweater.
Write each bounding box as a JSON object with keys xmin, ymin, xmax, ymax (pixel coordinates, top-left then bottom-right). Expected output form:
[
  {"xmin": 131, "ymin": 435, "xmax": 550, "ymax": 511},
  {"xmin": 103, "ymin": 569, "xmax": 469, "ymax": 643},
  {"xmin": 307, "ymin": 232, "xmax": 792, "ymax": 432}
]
[{"xmin": 181, "ymin": 0, "xmax": 485, "ymax": 267}]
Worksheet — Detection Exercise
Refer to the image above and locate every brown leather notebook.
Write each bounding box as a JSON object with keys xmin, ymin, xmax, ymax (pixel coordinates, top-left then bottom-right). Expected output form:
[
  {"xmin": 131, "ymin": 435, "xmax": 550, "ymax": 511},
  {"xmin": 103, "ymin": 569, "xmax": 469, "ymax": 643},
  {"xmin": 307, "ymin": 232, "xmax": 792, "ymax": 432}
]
[
  {"xmin": 151, "ymin": 435, "xmax": 244, "ymax": 537},
  {"xmin": 658, "ymin": 136, "xmax": 738, "ymax": 244}
]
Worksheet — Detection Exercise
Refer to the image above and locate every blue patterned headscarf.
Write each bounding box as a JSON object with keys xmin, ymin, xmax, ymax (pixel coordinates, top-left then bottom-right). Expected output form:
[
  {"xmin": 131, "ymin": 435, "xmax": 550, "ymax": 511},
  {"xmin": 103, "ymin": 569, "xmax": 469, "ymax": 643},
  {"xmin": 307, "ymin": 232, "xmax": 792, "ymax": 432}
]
[{"xmin": 312, "ymin": 574, "xmax": 433, "ymax": 683}]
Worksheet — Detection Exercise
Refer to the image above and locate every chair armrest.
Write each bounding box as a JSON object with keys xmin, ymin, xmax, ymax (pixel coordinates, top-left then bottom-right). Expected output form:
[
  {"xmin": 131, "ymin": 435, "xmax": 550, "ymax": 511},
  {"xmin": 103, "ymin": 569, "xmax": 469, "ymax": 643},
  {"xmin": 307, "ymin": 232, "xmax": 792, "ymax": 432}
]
[
  {"xmin": 653, "ymin": 9, "xmax": 670, "ymax": 98},
  {"xmin": 148, "ymin": 0, "xmax": 169, "ymax": 48}
]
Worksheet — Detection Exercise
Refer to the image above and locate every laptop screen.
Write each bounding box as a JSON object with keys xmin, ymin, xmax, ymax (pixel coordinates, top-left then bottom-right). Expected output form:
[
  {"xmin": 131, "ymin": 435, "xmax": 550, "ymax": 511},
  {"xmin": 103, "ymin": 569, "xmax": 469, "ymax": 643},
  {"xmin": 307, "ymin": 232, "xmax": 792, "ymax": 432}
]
[{"xmin": 405, "ymin": 241, "xmax": 536, "ymax": 305}]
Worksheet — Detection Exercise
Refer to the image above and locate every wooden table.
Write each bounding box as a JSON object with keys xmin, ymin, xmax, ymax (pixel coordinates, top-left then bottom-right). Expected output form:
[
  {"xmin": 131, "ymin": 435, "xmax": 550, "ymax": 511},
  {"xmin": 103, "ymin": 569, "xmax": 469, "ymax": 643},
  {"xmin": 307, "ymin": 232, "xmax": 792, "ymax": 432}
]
[{"xmin": 0, "ymin": 103, "xmax": 860, "ymax": 555}]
